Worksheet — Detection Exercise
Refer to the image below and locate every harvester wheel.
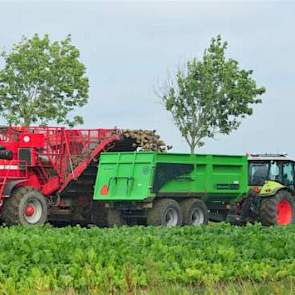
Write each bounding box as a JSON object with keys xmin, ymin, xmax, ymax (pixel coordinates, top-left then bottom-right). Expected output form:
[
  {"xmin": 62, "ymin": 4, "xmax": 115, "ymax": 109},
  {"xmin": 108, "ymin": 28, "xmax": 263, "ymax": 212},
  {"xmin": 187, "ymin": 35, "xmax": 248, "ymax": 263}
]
[
  {"xmin": 180, "ymin": 198, "xmax": 208, "ymax": 226},
  {"xmin": 2, "ymin": 187, "xmax": 48, "ymax": 225},
  {"xmin": 260, "ymin": 190, "xmax": 295, "ymax": 225},
  {"xmin": 147, "ymin": 198, "xmax": 182, "ymax": 227},
  {"xmin": 106, "ymin": 209, "xmax": 126, "ymax": 227}
]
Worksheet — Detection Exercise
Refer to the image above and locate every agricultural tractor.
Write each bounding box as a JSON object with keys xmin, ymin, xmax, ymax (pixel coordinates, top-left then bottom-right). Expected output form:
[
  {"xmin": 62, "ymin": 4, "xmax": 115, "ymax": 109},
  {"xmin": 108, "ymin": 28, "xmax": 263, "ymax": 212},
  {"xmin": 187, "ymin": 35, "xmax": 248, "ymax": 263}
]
[
  {"xmin": 93, "ymin": 152, "xmax": 295, "ymax": 226},
  {"xmin": 0, "ymin": 125, "xmax": 293, "ymax": 227},
  {"xmin": 242, "ymin": 154, "xmax": 295, "ymax": 225}
]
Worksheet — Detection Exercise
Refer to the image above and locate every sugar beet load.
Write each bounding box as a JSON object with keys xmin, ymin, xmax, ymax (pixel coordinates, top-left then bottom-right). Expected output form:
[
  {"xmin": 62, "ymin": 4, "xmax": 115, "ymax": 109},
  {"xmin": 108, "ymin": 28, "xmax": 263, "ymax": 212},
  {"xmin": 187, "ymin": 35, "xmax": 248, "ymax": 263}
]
[{"xmin": 0, "ymin": 126, "xmax": 293, "ymax": 226}]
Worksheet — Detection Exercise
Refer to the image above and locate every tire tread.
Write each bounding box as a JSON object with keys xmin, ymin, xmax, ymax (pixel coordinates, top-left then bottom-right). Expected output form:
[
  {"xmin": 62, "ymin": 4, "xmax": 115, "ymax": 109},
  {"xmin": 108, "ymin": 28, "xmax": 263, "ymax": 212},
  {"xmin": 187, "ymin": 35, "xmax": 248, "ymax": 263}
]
[
  {"xmin": 2, "ymin": 187, "xmax": 47, "ymax": 225},
  {"xmin": 147, "ymin": 198, "xmax": 182, "ymax": 226},
  {"xmin": 260, "ymin": 190, "xmax": 295, "ymax": 225}
]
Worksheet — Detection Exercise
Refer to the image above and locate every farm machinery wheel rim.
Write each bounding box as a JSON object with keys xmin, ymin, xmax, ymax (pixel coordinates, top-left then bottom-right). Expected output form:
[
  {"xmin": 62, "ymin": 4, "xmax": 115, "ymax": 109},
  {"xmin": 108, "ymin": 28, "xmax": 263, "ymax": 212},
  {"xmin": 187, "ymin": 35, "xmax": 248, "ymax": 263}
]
[
  {"xmin": 276, "ymin": 199, "xmax": 292, "ymax": 225},
  {"xmin": 23, "ymin": 199, "xmax": 43, "ymax": 224},
  {"xmin": 164, "ymin": 208, "xmax": 178, "ymax": 227},
  {"xmin": 191, "ymin": 207, "xmax": 205, "ymax": 225},
  {"xmin": 25, "ymin": 205, "xmax": 35, "ymax": 217}
]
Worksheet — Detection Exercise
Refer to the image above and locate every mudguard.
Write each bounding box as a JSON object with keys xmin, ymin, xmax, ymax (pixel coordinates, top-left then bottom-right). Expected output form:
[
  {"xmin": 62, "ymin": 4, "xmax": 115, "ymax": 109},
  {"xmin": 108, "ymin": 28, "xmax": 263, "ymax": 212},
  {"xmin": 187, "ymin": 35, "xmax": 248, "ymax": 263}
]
[
  {"xmin": 258, "ymin": 180, "xmax": 286, "ymax": 197},
  {"xmin": 3, "ymin": 180, "xmax": 27, "ymax": 197}
]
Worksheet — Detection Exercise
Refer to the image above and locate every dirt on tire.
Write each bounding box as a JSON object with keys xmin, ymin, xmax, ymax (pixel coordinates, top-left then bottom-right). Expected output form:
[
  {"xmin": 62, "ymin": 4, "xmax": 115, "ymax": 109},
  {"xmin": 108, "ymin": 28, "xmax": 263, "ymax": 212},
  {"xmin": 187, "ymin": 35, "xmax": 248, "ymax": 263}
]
[
  {"xmin": 180, "ymin": 198, "xmax": 208, "ymax": 225},
  {"xmin": 147, "ymin": 198, "xmax": 182, "ymax": 226},
  {"xmin": 2, "ymin": 186, "xmax": 48, "ymax": 225}
]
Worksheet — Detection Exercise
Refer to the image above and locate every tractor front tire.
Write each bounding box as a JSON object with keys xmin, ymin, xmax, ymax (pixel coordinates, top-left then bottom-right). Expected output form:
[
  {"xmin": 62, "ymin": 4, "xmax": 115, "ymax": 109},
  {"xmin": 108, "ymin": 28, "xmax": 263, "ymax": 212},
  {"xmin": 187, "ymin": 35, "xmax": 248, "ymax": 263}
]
[
  {"xmin": 180, "ymin": 198, "xmax": 209, "ymax": 226},
  {"xmin": 2, "ymin": 187, "xmax": 48, "ymax": 225},
  {"xmin": 260, "ymin": 190, "xmax": 295, "ymax": 225},
  {"xmin": 147, "ymin": 198, "xmax": 182, "ymax": 227}
]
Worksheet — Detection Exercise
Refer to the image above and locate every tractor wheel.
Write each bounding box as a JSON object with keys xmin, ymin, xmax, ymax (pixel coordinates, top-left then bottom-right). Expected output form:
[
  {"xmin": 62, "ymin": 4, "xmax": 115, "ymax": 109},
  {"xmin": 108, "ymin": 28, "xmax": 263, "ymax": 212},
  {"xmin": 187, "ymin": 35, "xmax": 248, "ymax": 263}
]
[
  {"xmin": 147, "ymin": 198, "xmax": 182, "ymax": 227},
  {"xmin": 260, "ymin": 190, "xmax": 295, "ymax": 225},
  {"xmin": 106, "ymin": 209, "xmax": 127, "ymax": 227},
  {"xmin": 180, "ymin": 198, "xmax": 208, "ymax": 226},
  {"xmin": 2, "ymin": 187, "xmax": 48, "ymax": 225}
]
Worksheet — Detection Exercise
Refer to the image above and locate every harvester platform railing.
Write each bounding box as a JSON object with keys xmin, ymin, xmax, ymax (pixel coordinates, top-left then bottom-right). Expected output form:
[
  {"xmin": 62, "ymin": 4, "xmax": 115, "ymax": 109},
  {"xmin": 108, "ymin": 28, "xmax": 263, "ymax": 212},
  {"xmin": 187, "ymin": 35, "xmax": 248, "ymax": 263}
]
[
  {"xmin": 16, "ymin": 126, "xmax": 116, "ymax": 181},
  {"xmin": 0, "ymin": 126, "xmax": 122, "ymax": 197}
]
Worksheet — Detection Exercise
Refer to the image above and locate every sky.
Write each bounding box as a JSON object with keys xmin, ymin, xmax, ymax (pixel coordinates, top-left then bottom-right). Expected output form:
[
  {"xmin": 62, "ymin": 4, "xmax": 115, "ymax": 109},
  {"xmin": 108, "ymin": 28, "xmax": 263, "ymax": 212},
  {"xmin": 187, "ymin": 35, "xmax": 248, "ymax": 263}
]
[{"xmin": 0, "ymin": 1, "xmax": 294, "ymax": 156}]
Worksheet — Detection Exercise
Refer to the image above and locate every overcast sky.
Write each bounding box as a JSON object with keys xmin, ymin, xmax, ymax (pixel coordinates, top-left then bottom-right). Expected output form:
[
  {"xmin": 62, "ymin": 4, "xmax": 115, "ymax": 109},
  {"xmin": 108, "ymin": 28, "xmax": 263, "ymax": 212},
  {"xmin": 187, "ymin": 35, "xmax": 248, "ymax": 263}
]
[{"xmin": 0, "ymin": 1, "xmax": 294, "ymax": 156}]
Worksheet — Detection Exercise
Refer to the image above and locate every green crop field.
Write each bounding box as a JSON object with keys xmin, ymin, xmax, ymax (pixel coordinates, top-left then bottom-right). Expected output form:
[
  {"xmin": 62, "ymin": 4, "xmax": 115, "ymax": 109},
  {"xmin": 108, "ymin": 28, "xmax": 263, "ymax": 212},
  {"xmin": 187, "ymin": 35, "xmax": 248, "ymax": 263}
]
[{"xmin": 0, "ymin": 224, "xmax": 295, "ymax": 294}]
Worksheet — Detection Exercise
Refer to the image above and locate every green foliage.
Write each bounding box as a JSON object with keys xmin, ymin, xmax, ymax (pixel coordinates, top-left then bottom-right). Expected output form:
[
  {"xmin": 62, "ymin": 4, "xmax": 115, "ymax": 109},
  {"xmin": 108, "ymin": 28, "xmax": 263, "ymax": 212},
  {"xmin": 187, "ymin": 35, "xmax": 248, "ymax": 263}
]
[
  {"xmin": 0, "ymin": 34, "xmax": 89, "ymax": 126},
  {"xmin": 0, "ymin": 224, "xmax": 294, "ymax": 293},
  {"xmin": 162, "ymin": 35, "xmax": 265, "ymax": 153}
]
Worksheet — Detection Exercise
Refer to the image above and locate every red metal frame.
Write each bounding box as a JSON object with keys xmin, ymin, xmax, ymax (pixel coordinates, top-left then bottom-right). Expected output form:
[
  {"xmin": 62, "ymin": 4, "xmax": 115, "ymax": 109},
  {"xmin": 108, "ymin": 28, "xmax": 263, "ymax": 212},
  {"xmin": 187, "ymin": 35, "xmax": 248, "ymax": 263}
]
[
  {"xmin": 0, "ymin": 160, "xmax": 28, "ymax": 205},
  {"xmin": 0, "ymin": 126, "xmax": 121, "ymax": 203}
]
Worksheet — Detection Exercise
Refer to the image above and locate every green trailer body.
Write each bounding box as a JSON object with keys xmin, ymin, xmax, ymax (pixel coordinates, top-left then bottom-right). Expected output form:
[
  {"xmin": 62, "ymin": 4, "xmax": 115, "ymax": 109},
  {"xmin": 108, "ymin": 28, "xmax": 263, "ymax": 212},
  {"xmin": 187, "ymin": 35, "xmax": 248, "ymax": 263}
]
[{"xmin": 93, "ymin": 152, "xmax": 248, "ymax": 203}]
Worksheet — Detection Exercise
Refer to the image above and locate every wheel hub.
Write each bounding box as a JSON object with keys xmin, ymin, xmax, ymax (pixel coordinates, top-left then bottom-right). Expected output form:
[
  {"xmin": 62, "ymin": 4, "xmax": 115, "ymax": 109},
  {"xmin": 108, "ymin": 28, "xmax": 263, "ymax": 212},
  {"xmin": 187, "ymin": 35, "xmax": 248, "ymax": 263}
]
[
  {"xmin": 23, "ymin": 199, "xmax": 43, "ymax": 224},
  {"xmin": 191, "ymin": 207, "xmax": 204, "ymax": 225},
  {"xmin": 165, "ymin": 208, "xmax": 178, "ymax": 227},
  {"xmin": 25, "ymin": 205, "xmax": 35, "ymax": 217}
]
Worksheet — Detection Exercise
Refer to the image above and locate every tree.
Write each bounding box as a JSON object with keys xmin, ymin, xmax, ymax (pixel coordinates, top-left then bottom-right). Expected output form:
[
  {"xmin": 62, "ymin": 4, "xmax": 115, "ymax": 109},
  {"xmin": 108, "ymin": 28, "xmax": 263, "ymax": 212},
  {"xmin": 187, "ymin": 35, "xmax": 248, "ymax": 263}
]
[
  {"xmin": 0, "ymin": 34, "xmax": 89, "ymax": 126},
  {"xmin": 161, "ymin": 35, "xmax": 266, "ymax": 153}
]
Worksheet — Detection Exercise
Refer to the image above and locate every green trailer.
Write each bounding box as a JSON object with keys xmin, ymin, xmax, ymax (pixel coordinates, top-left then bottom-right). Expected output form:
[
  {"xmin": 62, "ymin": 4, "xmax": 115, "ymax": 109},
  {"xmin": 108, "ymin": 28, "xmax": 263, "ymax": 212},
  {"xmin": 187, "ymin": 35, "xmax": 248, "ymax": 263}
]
[{"xmin": 93, "ymin": 152, "xmax": 248, "ymax": 226}]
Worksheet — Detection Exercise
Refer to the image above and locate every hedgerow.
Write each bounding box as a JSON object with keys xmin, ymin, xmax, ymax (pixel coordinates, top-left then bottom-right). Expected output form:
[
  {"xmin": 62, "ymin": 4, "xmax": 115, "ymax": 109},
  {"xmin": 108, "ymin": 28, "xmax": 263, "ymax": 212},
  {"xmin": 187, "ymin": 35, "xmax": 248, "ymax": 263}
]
[{"xmin": 0, "ymin": 223, "xmax": 294, "ymax": 293}]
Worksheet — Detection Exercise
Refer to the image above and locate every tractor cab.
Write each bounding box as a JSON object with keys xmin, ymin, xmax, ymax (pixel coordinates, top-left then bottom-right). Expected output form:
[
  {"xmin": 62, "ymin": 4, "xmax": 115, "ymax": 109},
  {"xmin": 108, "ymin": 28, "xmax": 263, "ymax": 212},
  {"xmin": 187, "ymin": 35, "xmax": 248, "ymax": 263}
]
[
  {"xmin": 248, "ymin": 154, "xmax": 295, "ymax": 191},
  {"xmin": 225, "ymin": 153, "xmax": 295, "ymax": 226}
]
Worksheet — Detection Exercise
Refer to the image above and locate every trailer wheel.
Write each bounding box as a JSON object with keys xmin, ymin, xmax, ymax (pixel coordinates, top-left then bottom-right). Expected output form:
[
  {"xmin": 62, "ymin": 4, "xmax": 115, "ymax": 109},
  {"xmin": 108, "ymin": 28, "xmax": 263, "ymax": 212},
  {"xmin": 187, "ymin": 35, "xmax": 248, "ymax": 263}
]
[
  {"xmin": 147, "ymin": 198, "xmax": 182, "ymax": 227},
  {"xmin": 260, "ymin": 190, "xmax": 295, "ymax": 225},
  {"xmin": 2, "ymin": 187, "xmax": 48, "ymax": 225},
  {"xmin": 106, "ymin": 209, "xmax": 127, "ymax": 227},
  {"xmin": 180, "ymin": 198, "xmax": 208, "ymax": 226}
]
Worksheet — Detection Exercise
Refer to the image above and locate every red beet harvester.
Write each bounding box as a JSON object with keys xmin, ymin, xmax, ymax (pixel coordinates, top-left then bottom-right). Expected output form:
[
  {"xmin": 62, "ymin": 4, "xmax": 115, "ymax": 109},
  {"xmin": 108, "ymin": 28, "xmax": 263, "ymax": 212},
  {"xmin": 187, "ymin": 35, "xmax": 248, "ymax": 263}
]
[{"xmin": 0, "ymin": 126, "xmax": 135, "ymax": 225}]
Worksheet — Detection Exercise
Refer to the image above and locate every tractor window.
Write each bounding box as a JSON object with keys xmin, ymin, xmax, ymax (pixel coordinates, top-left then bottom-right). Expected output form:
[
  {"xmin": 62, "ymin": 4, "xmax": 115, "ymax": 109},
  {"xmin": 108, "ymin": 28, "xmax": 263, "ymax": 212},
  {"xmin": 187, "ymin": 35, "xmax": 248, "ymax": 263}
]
[
  {"xmin": 249, "ymin": 162, "xmax": 269, "ymax": 186},
  {"xmin": 269, "ymin": 162, "xmax": 280, "ymax": 181},
  {"xmin": 282, "ymin": 162, "xmax": 294, "ymax": 186}
]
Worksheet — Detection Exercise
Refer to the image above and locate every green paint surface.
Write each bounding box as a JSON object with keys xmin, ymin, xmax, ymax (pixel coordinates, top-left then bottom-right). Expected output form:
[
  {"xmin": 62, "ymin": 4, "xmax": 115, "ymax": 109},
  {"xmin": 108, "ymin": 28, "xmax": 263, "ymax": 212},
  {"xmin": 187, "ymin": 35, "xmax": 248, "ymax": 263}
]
[{"xmin": 93, "ymin": 152, "xmax": 248, "ymax": 202}]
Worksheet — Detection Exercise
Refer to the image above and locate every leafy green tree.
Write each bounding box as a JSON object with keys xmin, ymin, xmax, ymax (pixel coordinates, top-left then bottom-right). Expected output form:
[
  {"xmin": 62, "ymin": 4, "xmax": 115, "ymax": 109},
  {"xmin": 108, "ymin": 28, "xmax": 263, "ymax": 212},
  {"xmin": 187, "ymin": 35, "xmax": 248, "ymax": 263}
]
[
  {"xmin": 0, "ymin": 34, "xmax": 89, "ymax": 126},
  {"xmin": 161, "ymin": 35, "xmax": 265, "ymax": 153}
]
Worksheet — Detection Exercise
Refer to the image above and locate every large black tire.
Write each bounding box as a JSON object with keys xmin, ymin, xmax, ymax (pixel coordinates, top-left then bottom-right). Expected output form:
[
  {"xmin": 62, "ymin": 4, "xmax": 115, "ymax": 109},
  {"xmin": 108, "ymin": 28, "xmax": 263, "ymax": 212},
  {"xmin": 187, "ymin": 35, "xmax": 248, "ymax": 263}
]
[
  {"xmin": 147, "ymin": 198, "xmax": 182, "ymax": 227},
  {"xmin": 2, "ymin": 187, "xmax": 48, "ymax": 225},
  {"xmin": 260, "ymin": 190, "xmax": 295, "ymax": 226},
  {"xmin": 180, "ymin": 198, "xmax": 208, "ymax": 226}
]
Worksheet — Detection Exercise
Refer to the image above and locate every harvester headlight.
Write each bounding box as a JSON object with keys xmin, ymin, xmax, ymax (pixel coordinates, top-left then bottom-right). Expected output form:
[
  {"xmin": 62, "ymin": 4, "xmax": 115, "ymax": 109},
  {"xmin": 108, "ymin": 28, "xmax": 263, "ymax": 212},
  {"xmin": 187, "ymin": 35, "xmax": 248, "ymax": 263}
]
[{"xmin": 23, "ymin": 136, "xmax": 31, "ymax": 143}]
